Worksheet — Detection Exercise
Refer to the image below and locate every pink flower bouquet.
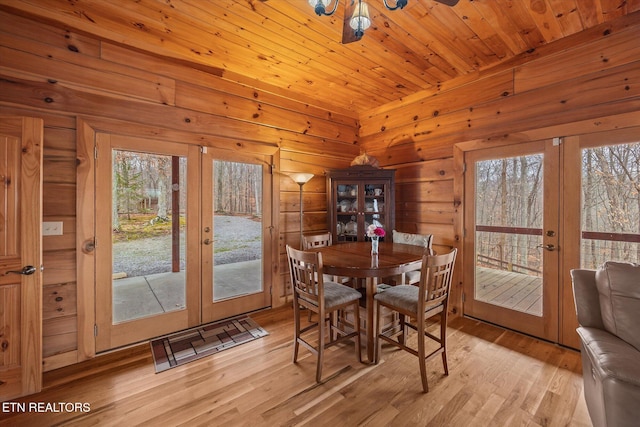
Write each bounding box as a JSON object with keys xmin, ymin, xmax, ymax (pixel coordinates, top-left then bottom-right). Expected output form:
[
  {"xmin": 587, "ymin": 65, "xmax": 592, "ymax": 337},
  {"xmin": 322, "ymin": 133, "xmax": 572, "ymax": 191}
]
[{"xmin": 366, "ymin": 224, "xmax": 385, "ymax": 238}]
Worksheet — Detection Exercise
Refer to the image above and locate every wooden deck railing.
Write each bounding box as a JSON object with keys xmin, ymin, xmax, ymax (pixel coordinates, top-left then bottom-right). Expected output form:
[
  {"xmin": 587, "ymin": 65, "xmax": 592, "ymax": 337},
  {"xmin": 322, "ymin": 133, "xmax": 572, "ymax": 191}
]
[{"xmin": 476, "ymin": 254, "xmax": 541, "ymax": 276}]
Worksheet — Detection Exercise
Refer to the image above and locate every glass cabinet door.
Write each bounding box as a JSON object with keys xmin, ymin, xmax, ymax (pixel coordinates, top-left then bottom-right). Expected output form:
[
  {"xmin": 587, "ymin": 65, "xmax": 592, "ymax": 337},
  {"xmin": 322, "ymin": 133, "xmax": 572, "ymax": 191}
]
[
  {"xmin": 336, "ymin": 183, "xmax": 359, "ymax": 242},
  {"xmin": 362, "ymin": 181, "xmax": 388, "ymax": 241},
  {"xmin": 334, "ymin": 180, "xmax": 389, "ymax": 242}
]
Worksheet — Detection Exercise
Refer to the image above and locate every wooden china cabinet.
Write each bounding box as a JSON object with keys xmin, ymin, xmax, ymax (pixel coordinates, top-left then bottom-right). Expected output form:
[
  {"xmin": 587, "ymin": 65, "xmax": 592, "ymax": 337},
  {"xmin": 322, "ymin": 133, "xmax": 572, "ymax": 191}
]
[{"xmin": 327, "ymin": 165, "xmax": 395, "ymax": 244}]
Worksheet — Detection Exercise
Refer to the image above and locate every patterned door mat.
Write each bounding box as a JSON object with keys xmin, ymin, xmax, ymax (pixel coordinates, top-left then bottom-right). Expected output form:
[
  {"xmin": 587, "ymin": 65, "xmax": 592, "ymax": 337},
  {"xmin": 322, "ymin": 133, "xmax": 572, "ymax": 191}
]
[{"xmin": 150, "ymin": 316, "xmax": 268, "ymax": 373}]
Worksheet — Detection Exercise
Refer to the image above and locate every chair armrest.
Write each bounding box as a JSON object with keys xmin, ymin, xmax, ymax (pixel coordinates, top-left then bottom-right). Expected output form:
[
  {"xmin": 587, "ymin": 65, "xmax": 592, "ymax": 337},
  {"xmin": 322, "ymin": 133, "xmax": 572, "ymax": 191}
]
[
  {"xmin": 577, "ymin": 327, "xmax": 640, "ymax": 387},
  {"xmin": 571, "ymin": 269, "xmax": 605, "ymax": 329}
]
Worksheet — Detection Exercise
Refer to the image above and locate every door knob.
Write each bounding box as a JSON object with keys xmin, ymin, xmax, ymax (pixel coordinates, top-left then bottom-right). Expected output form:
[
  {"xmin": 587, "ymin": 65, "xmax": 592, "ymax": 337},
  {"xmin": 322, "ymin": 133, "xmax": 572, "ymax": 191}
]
[
  {"xmin": 203, "ymin": 238, "xmax": 213, "ymax": 245},
  {"xmin": 7, "ymin": 265, "xmax": 37, "ymax": 275},
  {"xmin": 536, "ymin": 244, "xmax": 556, "ymax": 251}
]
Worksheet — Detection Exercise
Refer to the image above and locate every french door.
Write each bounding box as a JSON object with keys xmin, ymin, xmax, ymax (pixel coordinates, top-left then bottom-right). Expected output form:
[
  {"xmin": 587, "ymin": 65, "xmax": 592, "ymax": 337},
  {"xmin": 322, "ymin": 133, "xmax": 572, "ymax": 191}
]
[
  {"xmin": 463, "ymin": 140, "xmax": 560, "ymax": 342},
  {"xmin": 201, "ymin": 150, "xmax": 272, "ymax": 322},
  {"xmin": 93, "ymin": 133, "xmax": 273, "ymax": 351},
  {"xmin": 464, "ymin": 129, "xmax": 640, "ymax": 346}
]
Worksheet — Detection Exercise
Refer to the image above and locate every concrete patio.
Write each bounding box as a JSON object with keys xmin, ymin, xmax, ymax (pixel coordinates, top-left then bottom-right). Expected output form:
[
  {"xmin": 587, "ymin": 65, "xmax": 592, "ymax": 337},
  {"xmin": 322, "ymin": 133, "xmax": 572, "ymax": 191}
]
[{"xmin": 112, "ymin": 259, "xmax": 262, "ymax": 323}]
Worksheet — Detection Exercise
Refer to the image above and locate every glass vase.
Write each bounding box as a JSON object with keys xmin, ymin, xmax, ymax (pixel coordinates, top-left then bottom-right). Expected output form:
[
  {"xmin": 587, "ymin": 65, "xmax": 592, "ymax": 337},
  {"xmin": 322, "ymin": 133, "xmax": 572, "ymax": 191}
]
[{"xmin": 371, "ymin": 236, "xmax": 379, "ymax": 255}]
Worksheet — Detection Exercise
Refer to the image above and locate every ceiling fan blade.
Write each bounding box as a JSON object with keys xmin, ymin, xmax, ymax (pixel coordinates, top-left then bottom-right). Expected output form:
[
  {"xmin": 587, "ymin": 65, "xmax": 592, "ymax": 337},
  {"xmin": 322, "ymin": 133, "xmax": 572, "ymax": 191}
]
[
  {"xmin": 433, "ymin": 0, "xmax": 460, "ymax": 6},
  {"xmin": 342, "ymin": 0, "xmax": 360, "ymax": 44}
]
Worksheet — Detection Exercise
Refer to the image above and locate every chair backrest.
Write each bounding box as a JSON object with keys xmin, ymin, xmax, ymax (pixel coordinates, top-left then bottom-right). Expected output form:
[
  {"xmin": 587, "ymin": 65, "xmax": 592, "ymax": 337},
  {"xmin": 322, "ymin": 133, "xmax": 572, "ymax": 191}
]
[
  {"xmin": 570, "ymin": 269, "xmax": 604, "ymax": 329},
  {"xmin": 286, "ymin": 245, "xmax": 324, "ymax": 307},
  {"xmin": 594, "ymin": 261, "xmax": 640, "ymax": 351},
  {"xmin": 419, "ymin": 248, "xmax": 457, "ymax": 309},
  {"xmin": 393, "ymin": 230, "xmax": 433, "ymax": 254},
  {"xmin": 302, "ymin": 232, "xmax": 332, "ymax": 250}
]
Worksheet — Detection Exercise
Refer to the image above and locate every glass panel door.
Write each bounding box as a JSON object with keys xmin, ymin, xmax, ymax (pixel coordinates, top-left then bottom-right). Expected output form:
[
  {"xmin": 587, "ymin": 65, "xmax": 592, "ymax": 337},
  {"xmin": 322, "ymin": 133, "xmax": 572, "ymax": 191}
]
[
  {"xmin": 464, "ymin": 140, "xmax": 559, "ymax": 341},
  {"xmin": 464, "ymin": 128, "xmax": 639, "ymax": 347},
  {"xmin": 95, "ymin": 135, "xmax": 199, "ymax": 352},
  {"xmin": 201, "ymin": 151, "xmax": 272, "ymax": 322}
]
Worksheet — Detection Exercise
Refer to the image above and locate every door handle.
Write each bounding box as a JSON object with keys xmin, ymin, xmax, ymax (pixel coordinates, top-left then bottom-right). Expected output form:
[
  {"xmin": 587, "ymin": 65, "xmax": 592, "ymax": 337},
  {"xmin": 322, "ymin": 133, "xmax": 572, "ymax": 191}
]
[
  {"xmin": 203, "ymin": 239, "xmax": 213, "ymax": 245},
  {"xmin": 536, "ymin": 244, "xmax": 556, "ymax": 251},
  {"xmin": 7, "ymin": 265, "xmax": 37, "ymax": 275}
]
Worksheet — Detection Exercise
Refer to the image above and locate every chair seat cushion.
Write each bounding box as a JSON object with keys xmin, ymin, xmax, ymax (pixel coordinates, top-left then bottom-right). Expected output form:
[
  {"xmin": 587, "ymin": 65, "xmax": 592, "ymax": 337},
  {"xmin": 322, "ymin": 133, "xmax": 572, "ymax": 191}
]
[
  {"xmin": 595, "ymin": 261, "xmax": 640, "ymax": 351},
  {"xmin": 374, "ymin": 285, "xmax": 419, "ymax": 313},
  {"xmin": 377, "ymin": 283, "xmax": 392, "ymax": 292},
  {"xmin": 323, "ymin": 281, "xmax": 362, "ymax": 309}
]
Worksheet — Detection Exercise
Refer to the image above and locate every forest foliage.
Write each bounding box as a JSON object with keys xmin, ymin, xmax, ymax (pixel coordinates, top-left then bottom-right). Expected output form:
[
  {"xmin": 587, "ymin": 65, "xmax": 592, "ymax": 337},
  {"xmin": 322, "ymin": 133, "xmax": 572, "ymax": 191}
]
[
  {"xmin": 475, "ymin": 142, "xmax": 639, "ymax": 272},
  {"xmin": 111, "ymin": 151, "xmax": 262, "ymax": 241}
]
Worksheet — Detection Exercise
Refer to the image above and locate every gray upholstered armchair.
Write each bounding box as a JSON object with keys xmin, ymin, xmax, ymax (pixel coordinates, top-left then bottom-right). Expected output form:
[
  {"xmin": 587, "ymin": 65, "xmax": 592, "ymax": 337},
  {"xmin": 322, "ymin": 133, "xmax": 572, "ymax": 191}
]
[{"xmin": 571, "ymin": 262, "xmax": 640, "ymax": 427}]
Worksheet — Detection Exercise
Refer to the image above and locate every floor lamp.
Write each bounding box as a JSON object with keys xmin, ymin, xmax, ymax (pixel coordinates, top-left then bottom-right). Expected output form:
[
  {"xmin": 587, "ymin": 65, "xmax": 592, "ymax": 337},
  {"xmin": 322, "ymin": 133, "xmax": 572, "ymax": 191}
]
[{"xmin": 289, "ymin": 173, "xmax": 314, "ymax": 249}]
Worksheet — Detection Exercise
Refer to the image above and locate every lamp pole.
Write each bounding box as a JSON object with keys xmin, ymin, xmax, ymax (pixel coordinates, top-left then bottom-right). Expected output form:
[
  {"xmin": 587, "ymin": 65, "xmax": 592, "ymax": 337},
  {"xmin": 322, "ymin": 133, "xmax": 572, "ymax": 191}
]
[
  {"xmin": 289, "ymin": 173, "xmax": 314, "ymax": 249},
  {"xmin": 297, "ymin": 182, "xmax": 305, "ymax": 249}
]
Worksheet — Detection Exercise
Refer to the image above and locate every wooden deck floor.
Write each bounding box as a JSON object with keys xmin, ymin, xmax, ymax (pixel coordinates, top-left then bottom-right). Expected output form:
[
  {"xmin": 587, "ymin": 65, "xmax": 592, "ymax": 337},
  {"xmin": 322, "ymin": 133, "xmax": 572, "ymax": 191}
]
[{"xmin": 475, "ymin": 267, "xmax": 543, "ymax": 316}]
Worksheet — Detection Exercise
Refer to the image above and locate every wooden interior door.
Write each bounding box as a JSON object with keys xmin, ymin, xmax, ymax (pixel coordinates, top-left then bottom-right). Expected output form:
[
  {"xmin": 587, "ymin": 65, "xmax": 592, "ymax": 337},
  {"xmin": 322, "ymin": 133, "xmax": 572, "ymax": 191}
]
[
  {"xmin": 463, "ymin": 139, "xmax": 560, "ymax": 342},
  {"xmin": 0, "ymin": 116, "xmax": 43, "ymax": 399}
]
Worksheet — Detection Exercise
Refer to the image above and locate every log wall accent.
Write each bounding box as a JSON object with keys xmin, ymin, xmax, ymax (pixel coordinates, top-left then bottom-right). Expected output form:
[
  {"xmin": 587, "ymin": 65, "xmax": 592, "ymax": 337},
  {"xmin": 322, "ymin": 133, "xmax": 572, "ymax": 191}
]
[
  {"xmin": 0, "ymin": 7, "xmax": 638, "ymax": 369},
  {"xmin": 0, "ymin": 11, "xmax": 358, "ymax": 370},
  {"xmin": 359, "ymin": 17, "xmax": 640, "ymax": 344},
  {"xmin": 361, "ymin": 20, "xmax": 640, "ymax": 159}
]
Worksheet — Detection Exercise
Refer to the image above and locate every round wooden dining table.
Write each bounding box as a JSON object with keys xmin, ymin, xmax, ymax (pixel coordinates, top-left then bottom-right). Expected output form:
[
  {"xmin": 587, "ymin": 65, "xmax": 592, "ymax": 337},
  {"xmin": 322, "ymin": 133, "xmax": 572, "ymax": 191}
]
[{"xmin": 308, "ymin": 241, "xmax": 426, "ymax": 362}]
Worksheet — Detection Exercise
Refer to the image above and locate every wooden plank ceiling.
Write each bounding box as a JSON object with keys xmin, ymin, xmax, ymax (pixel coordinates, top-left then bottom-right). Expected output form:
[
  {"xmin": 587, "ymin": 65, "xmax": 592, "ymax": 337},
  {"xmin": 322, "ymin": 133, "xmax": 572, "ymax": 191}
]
[{"xmin": 0, "ymin": 0, "xmax": 638, "ymax": 116}]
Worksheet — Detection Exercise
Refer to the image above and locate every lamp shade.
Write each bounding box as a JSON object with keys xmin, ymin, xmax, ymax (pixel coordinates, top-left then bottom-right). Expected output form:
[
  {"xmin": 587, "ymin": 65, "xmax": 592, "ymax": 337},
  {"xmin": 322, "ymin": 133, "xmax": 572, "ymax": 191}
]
[
  {"xmin": 309, "ymin": 0, "xmax": 335, "ymax": 16},
  {"xmin": 290, "ymin": 173, "xmax": 314, "ymax": 185},
  {"xmin": 350, "ymin": 1, "xmax": 371, "ymax": 31}
]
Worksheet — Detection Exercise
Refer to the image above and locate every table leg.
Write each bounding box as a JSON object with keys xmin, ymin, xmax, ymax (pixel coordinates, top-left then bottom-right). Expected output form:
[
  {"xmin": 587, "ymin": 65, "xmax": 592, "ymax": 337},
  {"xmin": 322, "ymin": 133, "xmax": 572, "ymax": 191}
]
[{"xmin": 365, "ymin": 277, "xmax": 377, "ymax": 363}]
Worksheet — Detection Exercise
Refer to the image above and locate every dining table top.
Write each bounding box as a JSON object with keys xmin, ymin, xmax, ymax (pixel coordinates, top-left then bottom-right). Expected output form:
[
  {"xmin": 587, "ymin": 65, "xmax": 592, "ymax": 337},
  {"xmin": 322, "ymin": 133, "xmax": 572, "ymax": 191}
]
[{"xmin": 308, "ymin": 241, "xmax": 426, "ymax": 278}]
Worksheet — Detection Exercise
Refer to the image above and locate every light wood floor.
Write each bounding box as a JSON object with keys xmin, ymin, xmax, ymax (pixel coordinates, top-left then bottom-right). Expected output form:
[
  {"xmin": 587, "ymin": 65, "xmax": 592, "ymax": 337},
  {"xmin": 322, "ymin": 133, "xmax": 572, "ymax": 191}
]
[{"xmin": 1, "ymin": 307, "xmax": 591, "ymax": 426}]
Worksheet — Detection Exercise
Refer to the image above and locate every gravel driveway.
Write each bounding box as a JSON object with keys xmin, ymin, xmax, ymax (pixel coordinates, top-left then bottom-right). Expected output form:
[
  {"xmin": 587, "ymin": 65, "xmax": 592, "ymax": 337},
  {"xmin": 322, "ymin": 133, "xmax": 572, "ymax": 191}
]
[{"xmin": 113, "ymin": 215, "xmax": 262, "ymax": 277}]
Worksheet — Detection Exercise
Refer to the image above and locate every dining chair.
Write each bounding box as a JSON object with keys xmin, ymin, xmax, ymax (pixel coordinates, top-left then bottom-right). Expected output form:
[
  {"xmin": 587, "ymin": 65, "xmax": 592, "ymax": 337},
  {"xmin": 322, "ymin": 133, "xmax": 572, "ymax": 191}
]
[
  {"xmin": 374, "ymin": 248, "xmax": 457, "ymax": 392},
  {"xmin": 301, "ymin": 232, "xmax": 355, "ymax": 324},
  {"xmin": 302, "ymin": 232, "xmax": 333, "ymax": 249},
  {"xmin": 302, "ymin": 232, "xmax": 352, "ymax": 286},
  {"xmin": 392, "ymin": 230, "xmax": 434, "ymax": 285},
  {"xmin": 286, "ymin": 245, "xmax": 362, "ymax": 382}
]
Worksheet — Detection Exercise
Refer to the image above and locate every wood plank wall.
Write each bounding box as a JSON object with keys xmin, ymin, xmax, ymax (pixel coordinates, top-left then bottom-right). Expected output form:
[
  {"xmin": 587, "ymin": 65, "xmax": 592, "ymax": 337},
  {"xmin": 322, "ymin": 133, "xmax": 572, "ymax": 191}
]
[
  {"xmin": 0, "ymin": 11, "xmax": 359, "ymax": 370},
  {"xmin": 1, "ymin": 8, "xmax": 639, "ymax": 371},
  {"xmin": 359, "ymin": 14, "xmax": 640, "ymax": 328}
]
